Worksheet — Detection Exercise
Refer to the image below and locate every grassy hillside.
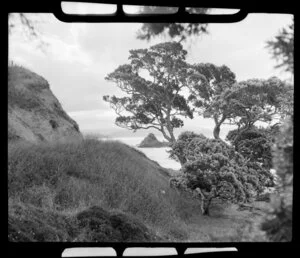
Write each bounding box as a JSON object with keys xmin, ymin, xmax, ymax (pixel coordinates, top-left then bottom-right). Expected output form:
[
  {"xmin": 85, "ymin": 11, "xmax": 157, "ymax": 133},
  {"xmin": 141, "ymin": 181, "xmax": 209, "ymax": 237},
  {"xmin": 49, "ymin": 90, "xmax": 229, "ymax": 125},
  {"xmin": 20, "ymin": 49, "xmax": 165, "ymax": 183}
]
[{"xmin": 8, "ymin": 138, "xmax": 202, "ymax": 242}]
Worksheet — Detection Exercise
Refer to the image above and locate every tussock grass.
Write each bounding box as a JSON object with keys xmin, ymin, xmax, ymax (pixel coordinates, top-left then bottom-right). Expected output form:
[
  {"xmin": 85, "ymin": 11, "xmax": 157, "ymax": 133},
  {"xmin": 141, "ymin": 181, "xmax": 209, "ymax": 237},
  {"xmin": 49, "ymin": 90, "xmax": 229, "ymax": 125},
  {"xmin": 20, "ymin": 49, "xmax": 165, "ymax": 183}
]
[{"xmin": 8, "ymin": 138, "xmax": 202, "ymax": 241}]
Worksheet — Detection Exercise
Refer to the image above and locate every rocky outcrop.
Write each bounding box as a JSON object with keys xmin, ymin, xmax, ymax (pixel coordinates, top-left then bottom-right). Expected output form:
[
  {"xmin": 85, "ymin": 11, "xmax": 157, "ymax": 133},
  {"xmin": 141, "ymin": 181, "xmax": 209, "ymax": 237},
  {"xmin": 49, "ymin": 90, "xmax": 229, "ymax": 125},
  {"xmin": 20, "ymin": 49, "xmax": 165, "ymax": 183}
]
[
  {"xmin": 138, "ymin": 133, "xmax": 170, "ymax": 148},
  {"xmin": 8, "ymin": 66, "xmax": 83, "ymax": 143}
]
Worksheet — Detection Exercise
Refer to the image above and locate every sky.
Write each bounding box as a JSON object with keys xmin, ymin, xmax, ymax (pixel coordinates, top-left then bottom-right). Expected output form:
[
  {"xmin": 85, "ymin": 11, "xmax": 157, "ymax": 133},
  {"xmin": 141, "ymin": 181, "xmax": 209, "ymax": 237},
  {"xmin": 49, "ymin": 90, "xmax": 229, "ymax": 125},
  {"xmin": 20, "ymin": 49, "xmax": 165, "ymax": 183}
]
[{"xmin": 8, "ymin": 9, "xmax": 293, "ymax": 139}]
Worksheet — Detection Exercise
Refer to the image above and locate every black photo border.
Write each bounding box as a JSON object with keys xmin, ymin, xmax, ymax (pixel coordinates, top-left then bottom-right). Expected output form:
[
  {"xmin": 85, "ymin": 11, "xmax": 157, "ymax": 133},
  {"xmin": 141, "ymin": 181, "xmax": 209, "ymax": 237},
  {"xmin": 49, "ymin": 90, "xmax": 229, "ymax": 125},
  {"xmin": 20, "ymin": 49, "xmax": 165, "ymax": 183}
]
[{"xmin": 3, "ymin": 0, "xmax": 297, "ymax": 257}]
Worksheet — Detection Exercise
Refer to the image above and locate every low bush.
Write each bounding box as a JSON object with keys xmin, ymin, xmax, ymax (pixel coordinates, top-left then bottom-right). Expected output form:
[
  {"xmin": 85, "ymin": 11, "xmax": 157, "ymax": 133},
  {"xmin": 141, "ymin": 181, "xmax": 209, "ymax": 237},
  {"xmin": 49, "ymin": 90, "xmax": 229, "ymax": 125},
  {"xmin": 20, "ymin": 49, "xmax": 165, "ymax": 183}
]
[{"xmin": 169, "ymin": 132, "xmax": 275, "ymax": 215}]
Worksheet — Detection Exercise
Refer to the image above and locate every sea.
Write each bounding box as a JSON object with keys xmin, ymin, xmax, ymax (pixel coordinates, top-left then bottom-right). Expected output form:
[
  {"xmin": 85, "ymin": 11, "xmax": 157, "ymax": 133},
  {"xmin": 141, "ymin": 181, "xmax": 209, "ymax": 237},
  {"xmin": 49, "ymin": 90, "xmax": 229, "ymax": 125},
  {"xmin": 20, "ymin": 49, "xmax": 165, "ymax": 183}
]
[{"xmin": 98, "ymin": 136, "xmax": 181, "ymax": 170}]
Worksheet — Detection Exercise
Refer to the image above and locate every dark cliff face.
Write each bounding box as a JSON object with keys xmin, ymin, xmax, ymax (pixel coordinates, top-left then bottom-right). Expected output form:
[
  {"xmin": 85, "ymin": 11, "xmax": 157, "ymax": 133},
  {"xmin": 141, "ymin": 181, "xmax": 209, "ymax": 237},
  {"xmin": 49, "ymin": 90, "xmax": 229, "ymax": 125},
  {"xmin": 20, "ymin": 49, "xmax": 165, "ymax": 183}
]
[
  {"xmin": 138, "ymin": 133, "xmax": 170, "ymax": 148},
  {"xmin": 8, "ymin": 66, "xmax": 83, "ymax": 143}
]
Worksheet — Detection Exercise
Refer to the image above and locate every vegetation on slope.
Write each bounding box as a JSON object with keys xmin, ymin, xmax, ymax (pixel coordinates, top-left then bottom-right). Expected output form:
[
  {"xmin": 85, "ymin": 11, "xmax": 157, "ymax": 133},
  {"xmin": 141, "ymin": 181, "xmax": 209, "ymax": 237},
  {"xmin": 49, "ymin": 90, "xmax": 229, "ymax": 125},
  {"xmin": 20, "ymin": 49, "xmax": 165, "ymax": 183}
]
[{"xmin": 8, "ymin": 138, "xmax": 202, "ymax": 242}]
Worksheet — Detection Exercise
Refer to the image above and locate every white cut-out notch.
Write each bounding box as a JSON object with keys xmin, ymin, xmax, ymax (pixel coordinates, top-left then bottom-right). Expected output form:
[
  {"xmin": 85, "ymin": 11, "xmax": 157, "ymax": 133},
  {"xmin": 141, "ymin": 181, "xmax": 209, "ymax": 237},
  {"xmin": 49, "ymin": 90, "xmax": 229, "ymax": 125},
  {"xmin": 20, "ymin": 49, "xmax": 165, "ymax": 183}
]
[
  {"xmin": 184, "ymin": 247, "xmax": 238, "ymax": 254},
  {"xmin": 61, "ymin": 247, "xmax": 117, "ymax": 257},
  {"xmin": 61, "ymin": 1, "xmax": 117, "ymax": 15},
  {"xmin": 123, "ymin": 247, "xmax": 177, "ymax": 256}
]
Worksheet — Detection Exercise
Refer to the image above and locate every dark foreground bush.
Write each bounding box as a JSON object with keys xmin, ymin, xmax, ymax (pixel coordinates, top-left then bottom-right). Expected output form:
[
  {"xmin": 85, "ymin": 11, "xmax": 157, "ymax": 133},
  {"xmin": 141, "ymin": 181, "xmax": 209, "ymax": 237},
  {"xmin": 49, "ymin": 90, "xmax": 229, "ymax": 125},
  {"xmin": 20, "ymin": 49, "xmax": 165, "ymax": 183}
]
[
  {"xmin": 75, "ymin": 206, "xmax": 160, "ymax": 242},
  {"xmin": 8, "ymin": 203, "xmax": 159, "ymax": 242},
  {"xmin": 8, "ymin": 203, "xmax": 76, "ymax": 242}
]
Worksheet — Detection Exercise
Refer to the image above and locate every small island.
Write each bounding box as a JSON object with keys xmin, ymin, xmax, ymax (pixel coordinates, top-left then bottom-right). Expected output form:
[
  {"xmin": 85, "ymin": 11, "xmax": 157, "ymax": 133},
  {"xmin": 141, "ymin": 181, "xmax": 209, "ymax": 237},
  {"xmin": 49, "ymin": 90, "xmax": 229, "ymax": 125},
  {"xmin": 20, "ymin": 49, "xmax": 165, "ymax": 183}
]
[{"xmin": 138, "ymin": 133, "xmax": 170, "ymax": 148}]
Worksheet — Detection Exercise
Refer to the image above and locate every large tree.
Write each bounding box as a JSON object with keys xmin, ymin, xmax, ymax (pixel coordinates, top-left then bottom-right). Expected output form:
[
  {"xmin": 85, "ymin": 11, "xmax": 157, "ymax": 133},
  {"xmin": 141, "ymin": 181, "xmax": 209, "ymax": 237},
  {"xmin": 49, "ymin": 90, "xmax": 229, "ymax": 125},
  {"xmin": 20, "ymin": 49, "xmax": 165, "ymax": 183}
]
[
  {"xmin": 104, "ymin": 42, "xmax": 193, "ymax": 143},
  {"xmin": 136, "ymin": 6, "xmax": 210, "ymax": 42},
  {"xmin": 187, "ymin": 63, "xmax": 236, "ymax": 139}
]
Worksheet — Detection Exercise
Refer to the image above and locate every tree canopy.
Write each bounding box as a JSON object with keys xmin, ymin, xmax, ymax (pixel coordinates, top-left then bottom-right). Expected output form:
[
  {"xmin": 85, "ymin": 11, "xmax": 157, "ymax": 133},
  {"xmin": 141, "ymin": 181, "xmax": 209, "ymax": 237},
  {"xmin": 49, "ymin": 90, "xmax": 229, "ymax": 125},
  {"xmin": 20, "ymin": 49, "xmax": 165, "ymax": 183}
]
[
  {"xmin": 187, "ymin": 63, "xmax": 236, "ymax": 139},
  {"xmin": 223, "ymin": 77, "xmax": 286, "ymax": 130},
  {"xmin": 104, "ymin": 42, "xmax": 194, "ymax": 143},
  {"xmin": 137, "ymin": 6, "xmax": 210, "ymax": 42}
]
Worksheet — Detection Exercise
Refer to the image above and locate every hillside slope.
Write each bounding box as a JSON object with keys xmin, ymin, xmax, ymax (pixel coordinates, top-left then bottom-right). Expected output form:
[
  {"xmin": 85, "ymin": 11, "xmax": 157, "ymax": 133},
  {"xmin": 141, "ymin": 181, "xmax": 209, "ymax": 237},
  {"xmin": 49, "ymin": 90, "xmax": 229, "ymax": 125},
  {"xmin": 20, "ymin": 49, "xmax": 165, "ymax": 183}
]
[
  {"xmin": 8, "ymin": 139, "xmax": 201, "ymax": 242},
  {"xmin": 8, "ymin": 65, "xmax": 83, "ymax": 142}
]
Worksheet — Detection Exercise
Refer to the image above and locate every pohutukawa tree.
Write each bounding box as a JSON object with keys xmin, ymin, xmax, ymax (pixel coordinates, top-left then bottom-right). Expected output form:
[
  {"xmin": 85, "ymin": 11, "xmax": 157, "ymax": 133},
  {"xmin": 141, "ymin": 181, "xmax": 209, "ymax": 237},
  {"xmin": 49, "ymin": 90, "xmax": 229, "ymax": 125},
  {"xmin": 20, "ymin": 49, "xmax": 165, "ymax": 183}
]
[
  {"xmin": 169, "ymin": 132, "xmax": 274, "ymax": 215},
  {"xmin": 222, "ymin": 77, "xmax": 286, "ymax": 132},
  {"xmin": 104, "ymin": 42, "xmax": 194, "ymax": 143},
  {"xmin": 187, "ymin": 63, "xmax": 237, "ymax": 139},
  {"xmin": 226, "ymin": 125, "xmax": 281, "ymax": 170}
]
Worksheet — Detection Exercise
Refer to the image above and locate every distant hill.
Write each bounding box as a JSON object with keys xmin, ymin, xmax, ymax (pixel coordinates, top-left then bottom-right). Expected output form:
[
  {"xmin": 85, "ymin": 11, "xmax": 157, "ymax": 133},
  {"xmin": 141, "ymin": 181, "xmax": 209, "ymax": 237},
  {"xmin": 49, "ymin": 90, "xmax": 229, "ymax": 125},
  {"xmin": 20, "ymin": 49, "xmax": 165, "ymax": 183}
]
[
  {"xmin": 138, "ymin": 133, "xmax": 170, "ymax": 148},
  {"xmin": 8, "ymin": 65, "xmax": 83, "ymax": 142}
]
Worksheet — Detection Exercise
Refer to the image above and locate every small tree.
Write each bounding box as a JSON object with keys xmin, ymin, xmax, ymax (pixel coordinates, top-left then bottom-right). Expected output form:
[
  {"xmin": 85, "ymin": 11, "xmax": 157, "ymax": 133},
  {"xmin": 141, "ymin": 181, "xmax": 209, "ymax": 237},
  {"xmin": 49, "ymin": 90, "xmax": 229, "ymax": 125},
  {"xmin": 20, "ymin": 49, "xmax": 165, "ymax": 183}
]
[
  {"xmin": 104, "ymin": 42, "xmax": 193, "ymax": 143},
  {"xmin": 170, "ymin": 133, "xmax": 274, "ymax": 215},
  {"xmin": 187, "ymin": 63, "xmax": 236, "ymax": 139}
]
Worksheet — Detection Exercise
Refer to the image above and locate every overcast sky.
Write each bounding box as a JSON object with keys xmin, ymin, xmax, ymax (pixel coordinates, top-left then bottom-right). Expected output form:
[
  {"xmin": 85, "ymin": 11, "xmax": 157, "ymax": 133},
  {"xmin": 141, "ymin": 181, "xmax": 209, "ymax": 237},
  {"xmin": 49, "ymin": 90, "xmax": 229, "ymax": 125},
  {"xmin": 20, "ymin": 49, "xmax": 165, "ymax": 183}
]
[{"xmin": 8, "ymin": 11, "xmax": 293, "ymax": 139}]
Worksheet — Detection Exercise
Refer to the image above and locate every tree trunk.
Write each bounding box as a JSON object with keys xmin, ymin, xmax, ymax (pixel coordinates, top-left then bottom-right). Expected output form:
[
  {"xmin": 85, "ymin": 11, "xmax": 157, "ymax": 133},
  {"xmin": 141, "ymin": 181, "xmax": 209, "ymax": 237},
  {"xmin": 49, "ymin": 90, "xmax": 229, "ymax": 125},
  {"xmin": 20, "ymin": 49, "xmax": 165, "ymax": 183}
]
[
  {"xmin": 161, "ymin": 127, "xmax": 173, "ymax": 143},
  {"xmin": 213, "ymin": 124, "xmax": 221, "ymax": 139},
  {"xmin": 201, "ymin": 198, "xmax": 212, "ymax": 216},
  {"xmin": 177, "ymin": 156, "xmax": 186, "ymax": 166},
  {"xmin": 195, "ymin": 187, "xmax": 214, "ymax": 216},
  {"xmin": 213, "ymin": 114, "xmax": 227, "ymax": 140}
]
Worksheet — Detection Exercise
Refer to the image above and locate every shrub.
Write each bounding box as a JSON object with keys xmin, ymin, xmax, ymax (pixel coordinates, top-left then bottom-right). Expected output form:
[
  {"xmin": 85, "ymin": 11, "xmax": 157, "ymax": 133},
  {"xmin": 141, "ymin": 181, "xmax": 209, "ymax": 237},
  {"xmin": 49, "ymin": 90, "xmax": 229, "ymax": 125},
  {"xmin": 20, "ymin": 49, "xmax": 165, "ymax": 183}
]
[
  {"xmin": 169, "ymin": 133, "xmax": 274, "ymax": 215},
  {"xmin": 168, "ymin": 131, "xmax": 206, "ymax": 165},
  {"xmin": 226, "ymin": 125, "xmax": 280, "ymax": 170}
]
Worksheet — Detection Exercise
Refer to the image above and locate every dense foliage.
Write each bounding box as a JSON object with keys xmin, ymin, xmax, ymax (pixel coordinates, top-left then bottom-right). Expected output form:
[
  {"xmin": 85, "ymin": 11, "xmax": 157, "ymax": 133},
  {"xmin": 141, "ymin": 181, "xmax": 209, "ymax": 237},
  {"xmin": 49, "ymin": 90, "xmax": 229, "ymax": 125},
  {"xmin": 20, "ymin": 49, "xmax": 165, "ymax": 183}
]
[
  {"xmin": 226, "ymin": 124, "xmax": 281, "ymax": 170},
  {"xmin": 168, "ymin": 131, "xmax": 206, "ymax": 165},
  {"xmin": 169, "ymin": 132, "xmax": 275, "ymax": 215},
  {"xmin": 223, "ymin": 77, "xmax": 286, "ymax": 130},
  {"xmin": 137, "ymin": 6, "xmax": 209, "ymax": 42},
  {"xmin": 261, "ymin": 116, "xmax": 293, "ymax": 241},
  {"xmin": 104, "ymin": 42, "xmax": 194, "ymax": 143}
]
